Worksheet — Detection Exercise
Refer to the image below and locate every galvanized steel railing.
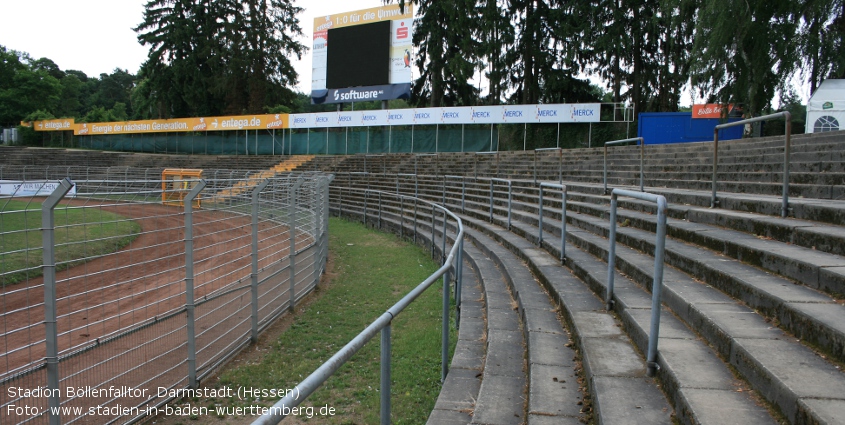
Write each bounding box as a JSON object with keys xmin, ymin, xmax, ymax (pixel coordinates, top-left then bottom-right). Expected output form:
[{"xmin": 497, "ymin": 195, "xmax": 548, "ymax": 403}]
[
  {"xmin": 534, "ymin": 147, "xmax": 563, "ymax": 184},
  {"xmin": 0, "ymin": 172, "xmax": 331, "ymax": 425},
  {"xmin": 253, "ymin": 187, "xmax": 464, "ymax": 425},
  {"xmin": 538, "ymin": 182, "xmax": 568, "ymax": 264},
  {"xmin": 604, "ymin": 137, "xmax": 645, "ymax": 194},
  {"xmin": 605, "ymin": 188, "xmax": 668, "ymax": 377},
  {"xmin": 710, "ymin": 112, "xmax": 792, "ymax": 217}
]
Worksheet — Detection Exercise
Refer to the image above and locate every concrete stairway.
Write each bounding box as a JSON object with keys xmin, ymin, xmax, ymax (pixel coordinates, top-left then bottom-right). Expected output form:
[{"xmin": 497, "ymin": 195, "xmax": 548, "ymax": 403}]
[
  {"xmin": 6, "ymin": 129, "xmax": 845, "ymax": 424},
  {"xmin": 326, "ymin": 131, "xmax": 845, "ymax": 424}
]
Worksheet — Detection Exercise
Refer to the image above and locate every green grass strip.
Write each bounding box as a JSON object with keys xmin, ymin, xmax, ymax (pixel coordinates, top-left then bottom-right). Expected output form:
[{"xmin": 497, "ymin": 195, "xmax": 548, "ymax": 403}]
[
  {"xmin": 215, "ymin": 217, "xmax": 457, "ymax": 424},
  {"xmin": 0, "ymin": 200, "xmax": 141, "ymax": 286}
]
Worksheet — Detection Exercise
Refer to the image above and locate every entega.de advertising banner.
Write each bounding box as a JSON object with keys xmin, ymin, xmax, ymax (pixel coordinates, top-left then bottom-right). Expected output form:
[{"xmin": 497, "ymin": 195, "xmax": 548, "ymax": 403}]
[
  {"xmin": 62, "ymin": 114, "xmax": 289, "ymax": 136},
  {"xmin": 31, "ymin": 119, "xmax": 75, "ymax": 131}
]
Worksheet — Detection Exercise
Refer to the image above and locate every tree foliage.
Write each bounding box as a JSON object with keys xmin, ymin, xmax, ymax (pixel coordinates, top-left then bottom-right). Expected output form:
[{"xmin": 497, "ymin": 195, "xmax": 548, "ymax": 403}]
[{"xmin": 134, "ymin": 0, "xmax": 305, "ymax": 118}]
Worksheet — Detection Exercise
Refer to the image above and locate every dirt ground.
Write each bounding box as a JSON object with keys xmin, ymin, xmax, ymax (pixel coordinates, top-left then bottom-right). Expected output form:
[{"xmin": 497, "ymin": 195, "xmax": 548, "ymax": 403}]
[{"xmin": 0, "ymin": 200, "xmax": 311, "ymax": 425}]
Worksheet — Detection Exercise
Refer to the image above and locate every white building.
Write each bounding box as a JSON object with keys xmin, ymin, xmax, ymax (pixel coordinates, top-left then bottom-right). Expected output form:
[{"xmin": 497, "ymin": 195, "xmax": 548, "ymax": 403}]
[{"xmin": 806, "ymin": 79, "xmax": 845, "ymax": 133}]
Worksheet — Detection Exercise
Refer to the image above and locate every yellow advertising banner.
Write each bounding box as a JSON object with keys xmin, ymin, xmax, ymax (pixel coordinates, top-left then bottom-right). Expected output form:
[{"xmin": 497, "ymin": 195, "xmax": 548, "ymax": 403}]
[
  {"xmin": 71, "ymin": 114, "xmax": 288, "ymax": 136},
  {"xmin": 32, "ymin": 119, "xmax": 75, "ymax": 131},
  {"xmin": 314, "ymin": 4, "xmax": 413, "ymax": 32}
]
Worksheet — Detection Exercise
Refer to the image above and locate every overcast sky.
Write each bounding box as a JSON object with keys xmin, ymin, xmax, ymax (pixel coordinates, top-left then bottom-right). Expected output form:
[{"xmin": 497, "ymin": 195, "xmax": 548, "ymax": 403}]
[
  {"xmin": 0, "ymin": 0, "xmax": 379, "ymax": 93},
  {"xmin": 6, "ymin": 1, "xmax": 800, "ymax": 106}
]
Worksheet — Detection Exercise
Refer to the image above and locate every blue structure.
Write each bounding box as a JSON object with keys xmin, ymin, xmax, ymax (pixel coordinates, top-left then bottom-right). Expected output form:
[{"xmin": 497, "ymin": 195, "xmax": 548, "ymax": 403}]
[{"xmin": 638, "ymin": 112, "xmax": 743, "ymax": 144}]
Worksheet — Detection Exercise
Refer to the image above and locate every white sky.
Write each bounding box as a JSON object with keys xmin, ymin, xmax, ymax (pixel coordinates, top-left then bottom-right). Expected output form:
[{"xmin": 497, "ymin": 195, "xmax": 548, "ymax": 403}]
[{"xmin": 0, "ymin": 0, "xmax": 379, "ymax": 93}]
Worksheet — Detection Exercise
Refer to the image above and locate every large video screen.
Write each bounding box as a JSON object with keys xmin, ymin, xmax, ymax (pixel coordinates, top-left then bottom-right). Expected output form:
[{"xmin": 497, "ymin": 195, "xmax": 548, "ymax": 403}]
[{"xmin": 326, "ymin": 20, "xmax": 391, "ymax": 89}]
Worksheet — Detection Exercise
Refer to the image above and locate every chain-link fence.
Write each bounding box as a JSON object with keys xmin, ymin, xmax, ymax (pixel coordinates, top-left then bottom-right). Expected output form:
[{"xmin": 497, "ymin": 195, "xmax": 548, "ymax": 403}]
[{"xmin": 0, "ymin": 171, "xmax": 331, "ymax": 425}]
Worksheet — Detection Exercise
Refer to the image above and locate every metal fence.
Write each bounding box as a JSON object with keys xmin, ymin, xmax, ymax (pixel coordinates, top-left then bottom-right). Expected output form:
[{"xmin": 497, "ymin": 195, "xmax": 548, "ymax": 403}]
[{"xmin": 0, "ymin": 171, "xmax": 331, "ymax": 425}]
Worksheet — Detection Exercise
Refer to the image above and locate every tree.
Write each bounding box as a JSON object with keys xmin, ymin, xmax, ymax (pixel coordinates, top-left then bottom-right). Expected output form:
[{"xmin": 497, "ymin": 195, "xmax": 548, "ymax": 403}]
[
  {"xmin": 410, "ymin": 0, "xmax": 480, "ymax": 107},
  {"xmin": 799, "ymin": 0, "xmax": 845, "ymax": 93},
  {"xmin": 691, "ymin": 0, "xmax": 801, "ymax": 116},
  {"xmin": 135, "ymin": 0, "xmax": 305, "ymax": 117},
  {"xmin": 0, "ymin": 46, "xmax": 62, "ymax": 126}
]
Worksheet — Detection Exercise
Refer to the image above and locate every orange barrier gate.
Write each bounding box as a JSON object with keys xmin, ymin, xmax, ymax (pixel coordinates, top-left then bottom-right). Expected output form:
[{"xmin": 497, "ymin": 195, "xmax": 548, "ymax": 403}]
[{"xmin": 162, "ymin": 168, "xmax": 203, "ymax": 207}]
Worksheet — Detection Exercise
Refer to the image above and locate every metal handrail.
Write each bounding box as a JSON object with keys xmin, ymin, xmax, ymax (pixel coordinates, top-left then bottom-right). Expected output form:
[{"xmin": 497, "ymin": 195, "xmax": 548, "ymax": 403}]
[
  {"xmin": 253, "ymin": 189, "xmax": 464, "ymax": 425},
  {"xmin": 534, "ymin": 147, "xmax": 563, "ymax": 184},
  {"xmin": 605, "ymin": 188, "xmax": 667, "ymax": 377},
  {"xmin": 710, "ymin": 112, "xmax": 792, "ymax": 218},
  {"xmin": 538, "ymin": 182, "xmax": 567, "ymax": 264},
  {"xmin": 603, "ymin": 137, "xmax": 644, "ymax": 194},
  {"xmin": 488, "ymin": 178, "xmax": 513, "ymax": 229}
]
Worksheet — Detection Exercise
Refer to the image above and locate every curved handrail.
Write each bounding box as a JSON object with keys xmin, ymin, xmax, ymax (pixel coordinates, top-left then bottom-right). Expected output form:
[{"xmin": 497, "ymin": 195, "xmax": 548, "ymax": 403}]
[
  {"xmin": 606, "ymin": 188, "xmax": 668, "ymax": 377},
  {"xmin": 253, "ymin": 188, "xmax": 464, "ymax": 425},
  {"xmin": 710, "ymin": 112, "xmax": 792, "ymax": 218}
]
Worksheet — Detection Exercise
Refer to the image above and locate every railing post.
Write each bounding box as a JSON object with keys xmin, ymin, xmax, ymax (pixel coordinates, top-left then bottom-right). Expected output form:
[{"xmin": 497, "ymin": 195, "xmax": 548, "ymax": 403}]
[
  {"xmin": 711, "ymin": 128, "xmax": 720, "ymax": 208},
  {"xmin": 606, "ymin": 192, "xmax": 618, "ymax": 311},
  {"xmin": 380, "ymin": 324, "xmax": 392, "ymax": 425},
  {"xmin": 441, "ymin": 210, "xmax": 447, "ymax": 264},
  {"xmin": 251, "ymin": 179, "xmax": 271, "ymax": 342},
  {"xmin": 184, "ymin": 179, "xmax": 207, "ymax": 389},
  {"xmin": 605, "ymin": 189, "xmax": 669, "ymax": 377},
  {"xmin": 604, "ymin": 137, "xmax": 643, "ymax": 195},
  {"xmin": 289, "ymin": 178, "xmax": 303, "ymax": 311},
  {"xmin": 506, "ymin": 181, "xmax": 512, "ymax": 230},
  {"xmin": 431, "ymin": 204, "xmax": 436, "ymax": 258},
  {"xmin": 646, "ymin": 197, "xmax": 669, "ymax": 377},
  {"xmin": 364, "ymin": 190, "xmax": 369, "ymax": 226},
  {"xmin": 782, "ymin": 112, "xmax": 792, "ymax": 218},
  {"xmin": 561, "ymin": 189, "xmax": 567, "ymax": 264},
  {"xmin": 539, "ymin": 185, "xmax": 545, "ymax": 246},
  {"xmin": 461, "ymin": 179, "xmax": 466, "ymax": 213},
  {"xmin": 43, "ymin": 178, "xmax": 74, "ymax": 425},
  {"xmin": 489, "ymin": 180, "xmax": 494, "ymax": 223},
  {"xmin": 441, "ymin": 266, "xmax": 450, "ymax": 383},
  {"xmin": 711, "ymin": 112, "xmax": 791, "ymax": 216},
  {"xmin": 399, "ymin": 196, "xmax": 405, "ymax": 240},
  {"xmin": 378, "ymin": 192, "xmax": 382, "ymax": 230}
]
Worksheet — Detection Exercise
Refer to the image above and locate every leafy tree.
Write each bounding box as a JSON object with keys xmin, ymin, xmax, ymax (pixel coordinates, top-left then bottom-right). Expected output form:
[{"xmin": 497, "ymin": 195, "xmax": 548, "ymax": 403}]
[
  {"xmin": 477, "ymin": 0, "xmax": 514, "ymax": 104},
  {"xmin": 56, "ymin": 73, "xmax": 85, "ymax": 118},
  {"xmin": 799, "ymin": 0, "xmax": 845, "ymax": 92},
  {"xmin": 0, "ymin": 46, "xmax": 62, "ymax": 126},
  {"xmin": 410, "ymin": 0, "xmax": 480, "ymax": 106},
  {"xmin": 690, "ymin": 0, "xmax": 801, "ymax": 116},
  {"xmin": 135, "ymin": 0, "xmax": 305, "ymax": 117}
]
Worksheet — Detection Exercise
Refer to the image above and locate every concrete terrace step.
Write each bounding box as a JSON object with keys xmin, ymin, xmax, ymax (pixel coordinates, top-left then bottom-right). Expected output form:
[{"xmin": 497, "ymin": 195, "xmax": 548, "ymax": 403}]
[
  {"xmin": 463, "ymin": 228, "xmax": 583, "ymax": 424},
  {"xmin": 454, "ymin": 200, "xmax": 774, "ymax": 424},
  {"xmin": 427, "ymin": 243, "xmax": 485, "ymax": 425},
  {"xmin": 462, "ymin": 236, "xmax": 528, "ymax": 425},
  {"xmin": 458, "ymin": 215, "xmax": 676, "ymax": 424},
  {"xmin": 418, "ymin": 178, "xmax": 845, "ymax": 363},
  {"xmin": 451, "ymin": 188, "xmax": 845, "ymax": 424}
]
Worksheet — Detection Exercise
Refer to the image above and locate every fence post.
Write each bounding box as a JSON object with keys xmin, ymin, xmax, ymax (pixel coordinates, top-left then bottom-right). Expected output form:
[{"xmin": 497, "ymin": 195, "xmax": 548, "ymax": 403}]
[
  {"xmin": 289, "ymin": 178, "xmax": 304, "ymax": 311},
  {"xmin": 606, "ymin": 193, "xmax": 618, "ymax": 311},
  {"xmin": 380, "ymin": 324, "xmax": 392, "ymax": 425},
  {"xmin": 441, "ymin": 266, "xmax": 450, "ymax": 383},
  {"xmin": 455, "ymin": 238, "xmax": 464, "ymax": 330},
  {"xmin": 251, "ymin": 179, "xmax": 271, "ymax": 342},
  {"xmin": 42, "ymin": 178, "xmax": 74, "ymax": 425},
  {"xmin": 314, "ymin": 180, "xmax": 323, "ymax": 289},
  {"xmin": 183, "ymin": 180, "xmax": 207, "ymax": 389},
  {"xmin": 441, "ymin": 210, "xmax": 447, "ymax": 264}
]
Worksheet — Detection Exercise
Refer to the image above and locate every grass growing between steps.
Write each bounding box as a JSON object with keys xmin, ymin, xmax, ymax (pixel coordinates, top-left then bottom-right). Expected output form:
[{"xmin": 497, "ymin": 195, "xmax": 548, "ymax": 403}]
[{"xmin": 214, "ymin": 217, "xmax": 457, "ymax": 424}]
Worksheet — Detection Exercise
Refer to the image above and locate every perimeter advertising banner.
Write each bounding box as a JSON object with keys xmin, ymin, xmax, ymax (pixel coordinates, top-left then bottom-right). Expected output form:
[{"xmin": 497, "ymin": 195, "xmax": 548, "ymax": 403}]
[
  {"xmin": 287, "ymin": 104, "xmax": 602, "ymax": 129},
  {"xmin": 0, "ymin": 180, "xmax": 77, "ymax": 197},
  {"xmin": 69, "ymin": 114, "xmax": 288, "ymax": 136},
  {"xmin": 32, "ymin": 119, "xmax": 75, "ymax": 131}
]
